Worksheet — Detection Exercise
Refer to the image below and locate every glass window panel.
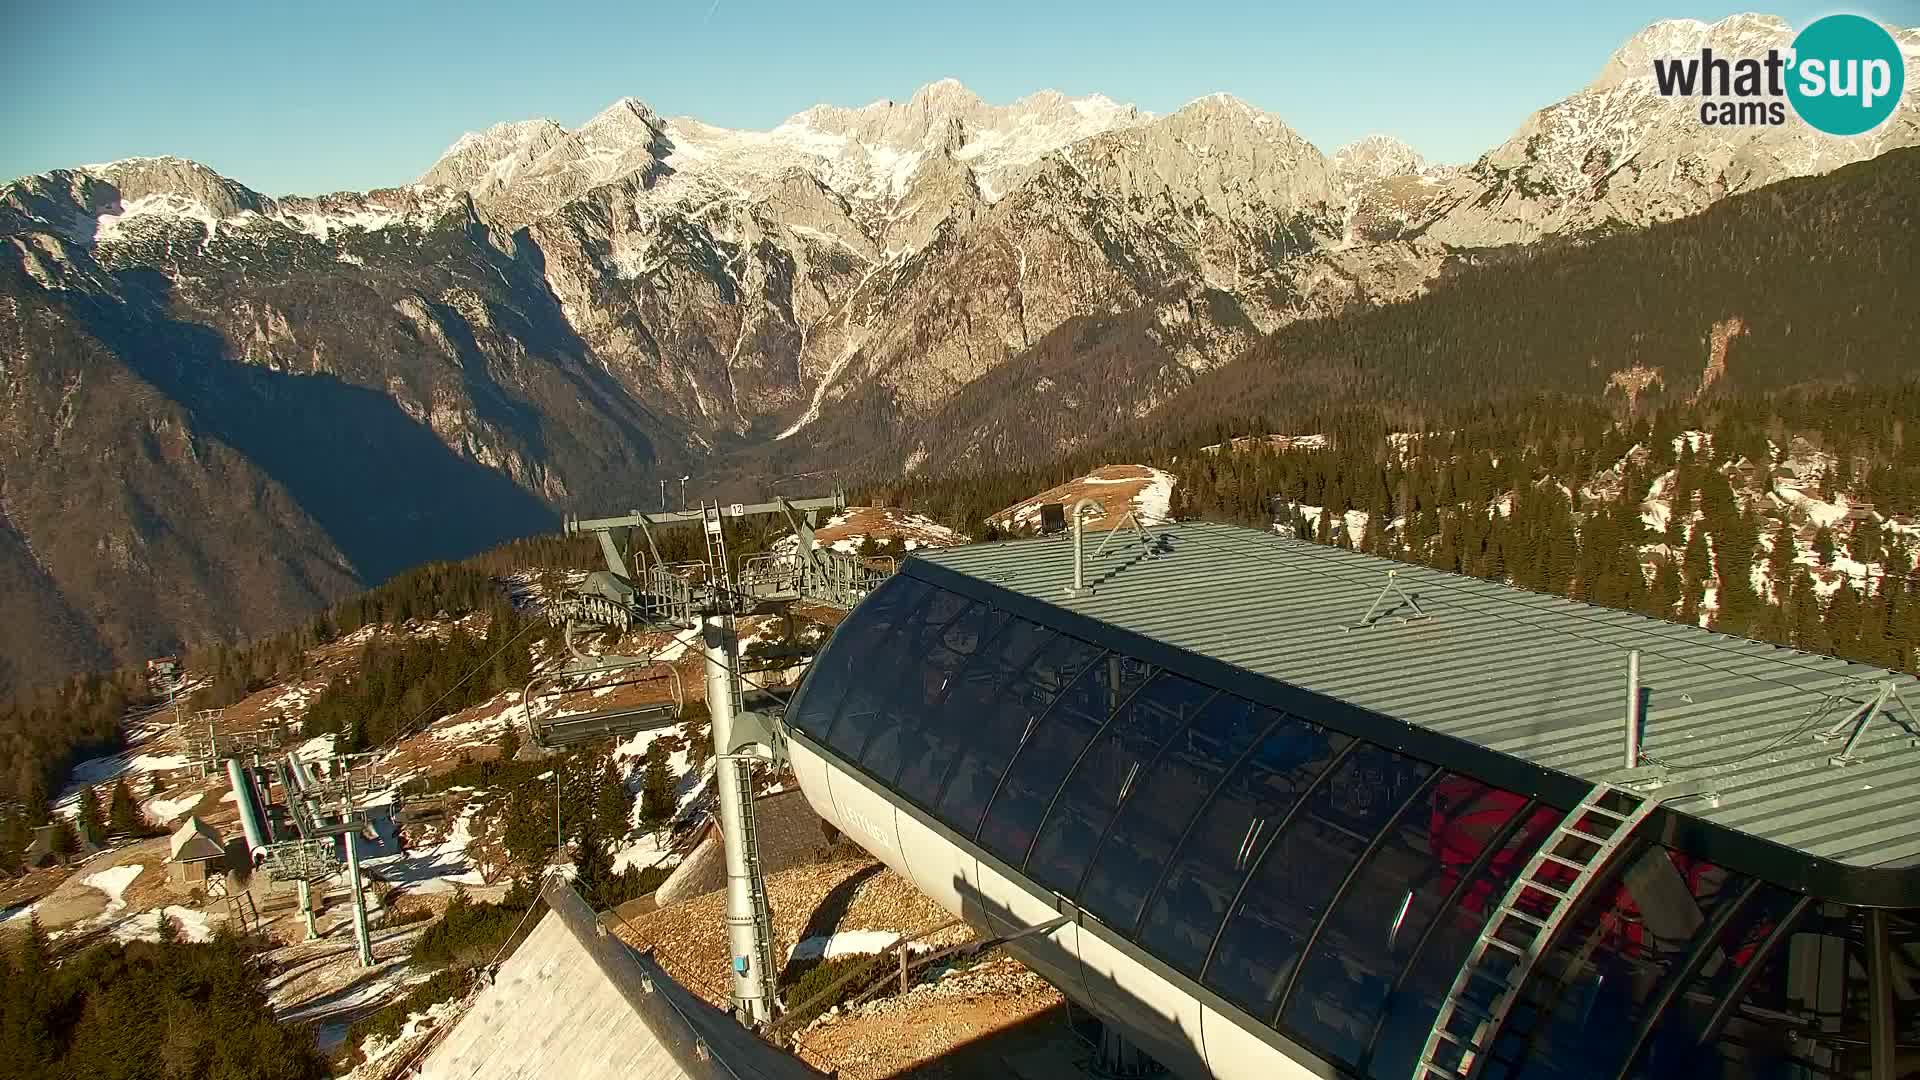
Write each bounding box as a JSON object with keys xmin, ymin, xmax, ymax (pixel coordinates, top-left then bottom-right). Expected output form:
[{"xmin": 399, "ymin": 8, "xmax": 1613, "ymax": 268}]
[
  {"xmin": 1283, "ymin": 773, "xmax": 1508, "ymax": 1070},
  {"xmin": 1026, "ymin": 673, "xmax": 1216, "ymax": 897},
  {"xmin": 1625, "ymin": 884, "xmax": 1805, "ymax": 1079},
  {"xmin": 788, "ymin": 574, "xmax": 930, "ymax": 742},
  {"xmin": 1891, "ymin": 911, "xmax": 1920, "ymax": 1080},
  {"xmin": 913, "ymin": 584, "xmax": 975, "ymax": 629},
  {"xmin": 1136, "ymin": 713, "xmax": 1350, "ymax": 980},
  {"xmin": 897, "ymin": 617, "xmax": 1053, "ymax": 809},
  {"xmin": 1078, "ymin": 696, "xmax": 1278, "ymax": 932},
  {"xmin": 1657, "ymin": 903, "xmax": 1881, "ymax": 1080},
  {"xmin": 932, "ymin": 631, "xmax": 1102, "ymax": 840},
  {"xmin": 857, "ymin": 601, "xmax": 1009, "ymax": 785},
  {"xmin": 1206, "ymin": 745, "xmax": 1433, "ymax": 1024},
  {"xmin": 827, "ymin": 586, "xmax": 963, "ymax": 761},
  {"xmin": 978, "ymin": 653, "xmax": 1156, "ymax": 866},
  {"xmin": 1490, "ymin": 847, "xmax": 1752, "ymax": 1079},
  {"xmin": 1366, "ymin": 795, "xmax": 1559, "ymax": 1080}
]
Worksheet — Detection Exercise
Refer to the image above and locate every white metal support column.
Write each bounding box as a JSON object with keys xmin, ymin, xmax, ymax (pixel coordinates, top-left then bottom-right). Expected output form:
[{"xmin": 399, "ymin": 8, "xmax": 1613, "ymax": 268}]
[
  {"xmin": 706, "ymin": 614, "xmax": 777, "ymax": 1025},
  {"xmin": 297, "ymin": 879, "xmax": 317, "ymax": 941},
  {"xmin": 345, "ymin": 831, "xmax": 374, "ymax": 968}
]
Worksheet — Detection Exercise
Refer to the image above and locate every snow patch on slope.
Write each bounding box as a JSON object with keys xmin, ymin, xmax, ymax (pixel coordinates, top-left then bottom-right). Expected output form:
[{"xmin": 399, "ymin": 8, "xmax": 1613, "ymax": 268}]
[
  {"xmin": 83, "ymin": 864, "xmax": 145, "ymax": 915},
  {"xmin": 93, "ymin": 193, "xmax": 223, "ymax": 243},
  {"xmin": 786, "ymin": 929, "xmax": 906, "ymax": 963}
]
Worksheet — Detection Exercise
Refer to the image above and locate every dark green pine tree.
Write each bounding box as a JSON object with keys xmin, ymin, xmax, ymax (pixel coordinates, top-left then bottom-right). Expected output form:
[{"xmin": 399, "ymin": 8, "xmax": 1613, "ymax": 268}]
[
  {"xmin": 1863, "ymin": 589, "xmax": 1904, "ymax": 669},
  {"xmin": 639, "ymin": 742, "xmax": 675, "ymax": 838},
  {"xmin": 1665, "ymin": 476, "xmax": 1695, "ymax": 548},
  {"xmin": 107, "ymin": 779, "xmax": 142, "ymax": 837},
  {"xmin": 75, "ymin": 787, "xmax": 104, "ymax": 847},
  {"xmin": 47, "ymin": 817, "xmax": 78, "ymax": 861},
  {"xmin": 1649, "ymin": 556, "xmax": 1682, "ymax": 619},
  {"xmin": 1754, "ymin": 597, "xmax": 1791, "ymax": 646},
  {"xmin": 593, "ymin": 756, "xmax": 631, "ymax": 840},
  {"xmin": 1708, "ymin": 509, "xmax": 1761, "ymax": 632},
  {"xmin": 1767, "ymin": 521, "xmax": 1799, "ymax": 600},
  {"xmin": 1788, "ymin": 573, "xmax": 1828, "ymax": 654},
  {"xmin": 1813, "ymin": 525, "xmax": 1837, "ymax": 567},
  {"xmin": 502, "ymin": 785, "xmax": 556, "ymax": 870},
  {"xmin": 0, "ymin": 808, "xmax": 26, "ymax": 873},
  {"xmin": 1683, "ymin": 524, "xmax": 1713, "ymax": 592},
  {"xmin": 1433, "ymin": 517, "xmax": 1462, "ymax": 574},
  {"xmin": 1847, "ymin": 520, "xmax": 1883, "ymax": 567},
  {"xmin": 1678, "ymin": 585, "xmax": 1702, "ymax": 628},
  {"xmin": 1543, "ymin": 508, "xmax": 1579, "ymax": 597},
  {"xmin": 1, "ymin": 915, "xmax": 56, "ymax": 1074},
  {"xmin": 1886, "ymin": 539, "xmax": 1914, "ymax": 582},
  {"xmin": 573, "ymin": 822, "xmax": 616, "ymax": 910},
  {"xmin": 1825, "ymin": 581, "xmax": 1864, "ymax": 660},
  {"xmin": 681, "ymin": 715, "xmax": 710, "ymax": 774}
]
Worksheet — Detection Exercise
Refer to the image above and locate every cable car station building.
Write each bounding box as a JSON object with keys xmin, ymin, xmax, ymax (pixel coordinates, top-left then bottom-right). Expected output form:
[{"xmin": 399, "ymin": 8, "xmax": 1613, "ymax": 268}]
[{"xmin": 781, "ymin": 520, "xmax": 1919, "ymax": 1080}]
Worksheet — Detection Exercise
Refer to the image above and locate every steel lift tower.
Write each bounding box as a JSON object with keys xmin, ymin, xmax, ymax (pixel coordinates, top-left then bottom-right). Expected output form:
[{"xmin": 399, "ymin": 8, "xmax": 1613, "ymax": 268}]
[{"xmin": 560, "ymin": 490, "xmax": 888, "ymax": 1027}]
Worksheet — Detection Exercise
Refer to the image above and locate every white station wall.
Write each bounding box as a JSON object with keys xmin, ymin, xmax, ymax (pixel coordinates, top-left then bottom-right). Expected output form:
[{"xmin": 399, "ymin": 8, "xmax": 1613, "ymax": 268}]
[{"xmin": 788, "ymin": 739, "xmax": 1328, "ymax": 1080}]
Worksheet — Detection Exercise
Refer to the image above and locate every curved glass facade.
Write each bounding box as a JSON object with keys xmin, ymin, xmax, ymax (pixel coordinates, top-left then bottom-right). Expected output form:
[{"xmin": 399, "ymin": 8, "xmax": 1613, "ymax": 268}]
[{"xmin": 787, "ymin": 574, "xmax": 1918, "ymax": 1079}]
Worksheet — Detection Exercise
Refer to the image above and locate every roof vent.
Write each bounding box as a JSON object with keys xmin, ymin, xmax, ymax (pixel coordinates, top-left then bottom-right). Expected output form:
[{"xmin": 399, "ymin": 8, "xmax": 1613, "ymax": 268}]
[
  {"xmin": 1625, "ymin": 650, "xmax": 1643, "ymax": 769},
  {"xmin": 1065, "ymin": 499, "xmax": 1104, "ymax": 597}
]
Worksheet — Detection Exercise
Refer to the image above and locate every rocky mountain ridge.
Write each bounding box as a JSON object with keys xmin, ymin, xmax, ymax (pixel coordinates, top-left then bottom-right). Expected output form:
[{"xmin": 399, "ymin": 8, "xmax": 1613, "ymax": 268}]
[{"xmin": 1, "ymin": 13, "xmax": 1916, "ymax": 689}]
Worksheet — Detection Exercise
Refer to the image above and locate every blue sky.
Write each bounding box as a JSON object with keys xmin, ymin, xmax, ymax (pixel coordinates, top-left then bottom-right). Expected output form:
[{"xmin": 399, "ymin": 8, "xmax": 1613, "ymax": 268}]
[{"xmin": 5, "ymin": 1, "xmax": 1914, "ymax": 195}]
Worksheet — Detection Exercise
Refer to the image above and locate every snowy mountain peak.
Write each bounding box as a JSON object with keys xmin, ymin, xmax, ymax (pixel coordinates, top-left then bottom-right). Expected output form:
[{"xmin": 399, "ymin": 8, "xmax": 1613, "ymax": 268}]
[
  {"xmin": 906, "ymin": 77, "xmax": 984, "ymax": 111},
  {"xmin": 1332, "ymin": 135, "xmax": 1429, "ymax": 181},
  {"xmin": 583, "ymin": 96, "xmax": 666, "ymax": 133},
  {"xmin": 1425, "ymin": 11, "xmax": 1920, "ymax": 248},
  {"xmin": 421, "ymin": 118, "xmax": 570, "ymax": 191},
  {"xmin": 407, "ymin": 79, "xmax": 1152, "ymax": 229},
  {"xmin": 1178, "ymin": 91, "xmax": 1261, "ymax": 116},
  {"xmin": 83, "ymin": 156, "xmax": 271, "ymax": 218},
  {"xmin": 437, "ymin": 119, "xmax": 563, "ymax": 161},
  {"xmin": 1162, "ymin": 93, "xmax": 1318, "ymax": 153},
  {"xmin": 0, "ymin": 152, "xmax": 469, "ymax": 252},
  {"xmin": 1598, "ymin": 13, "xmax": 1795, "ymax": 87},
  {"xmin": 1165, "ymin": 93, "xmax": 1312, "ymax": 141}
]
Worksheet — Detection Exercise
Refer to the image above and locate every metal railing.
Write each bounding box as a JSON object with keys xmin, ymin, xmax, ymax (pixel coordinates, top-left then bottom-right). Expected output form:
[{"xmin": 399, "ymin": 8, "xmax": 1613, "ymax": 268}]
[{"xmin": 261, "ymin": 837, "xmax": 341, "ymax": 883}]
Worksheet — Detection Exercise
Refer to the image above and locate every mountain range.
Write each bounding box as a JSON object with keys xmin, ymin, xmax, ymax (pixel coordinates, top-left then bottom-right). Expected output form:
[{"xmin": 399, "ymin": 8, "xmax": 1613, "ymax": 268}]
[{"xmin": 1, "ymin": 12, "xmax": 1917, "ymax": 692}]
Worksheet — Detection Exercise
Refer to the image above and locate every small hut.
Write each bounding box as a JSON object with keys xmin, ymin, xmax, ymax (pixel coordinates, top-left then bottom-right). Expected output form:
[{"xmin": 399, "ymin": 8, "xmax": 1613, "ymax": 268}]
[
  {"xmin": 167, "ymin": 816, "xmax": 228, "ymax": 887},
  {"xmin": 24, "ymin": 823, "xmax": 61, "ymax": 868}
]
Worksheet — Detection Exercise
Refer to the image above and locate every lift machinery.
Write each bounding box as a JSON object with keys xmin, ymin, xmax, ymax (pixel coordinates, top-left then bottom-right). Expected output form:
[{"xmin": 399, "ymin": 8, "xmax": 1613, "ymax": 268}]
[{"xmin": 552, "ymin": 489, "xmax": 891, "ymax": 1027}]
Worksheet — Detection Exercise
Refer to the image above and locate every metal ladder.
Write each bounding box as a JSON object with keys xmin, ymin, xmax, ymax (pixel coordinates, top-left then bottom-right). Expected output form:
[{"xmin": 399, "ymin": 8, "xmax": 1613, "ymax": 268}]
[
  {"xmin": 702, "ymin": 502, "xmax": 751, "ymax": 708},
  {"xmin": 733, "ymin": 754, "xmax": 780, "ymax": 1013},
  {"xmin": 700, "ymin": 502, "xmax": 731, "ymax": 604},
  {"xmin": 1415, "ymin": 783, "xmax": 1659, "ymax": 1080}
]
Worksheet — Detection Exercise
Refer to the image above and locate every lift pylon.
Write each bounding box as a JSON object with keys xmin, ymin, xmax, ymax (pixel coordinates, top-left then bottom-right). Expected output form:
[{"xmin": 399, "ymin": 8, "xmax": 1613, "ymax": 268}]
[
  {"xmin": 560, "ymin": 490, "xmax": 887, "ymax": 626},
  {"xmin": 558, "ymin": 487, "xmax": 892, "ymax": 1027}
]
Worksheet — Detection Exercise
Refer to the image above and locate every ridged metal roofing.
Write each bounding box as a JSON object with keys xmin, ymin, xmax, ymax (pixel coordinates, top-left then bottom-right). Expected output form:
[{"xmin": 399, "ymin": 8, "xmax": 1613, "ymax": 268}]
[
  {"xmin": 911, "ymin": 521, "xmax": 1920, "ymax": 872},
  {"xmin": 423, "ymin": 880, "xmax": 825, "ymax": 1080}
]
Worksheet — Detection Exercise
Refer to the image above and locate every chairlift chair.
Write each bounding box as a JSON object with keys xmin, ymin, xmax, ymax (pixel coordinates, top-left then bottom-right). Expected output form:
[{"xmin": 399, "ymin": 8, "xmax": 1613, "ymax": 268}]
[{"xmin": 522, "ymin": 654, "xmax": 687, "ymax": 751}]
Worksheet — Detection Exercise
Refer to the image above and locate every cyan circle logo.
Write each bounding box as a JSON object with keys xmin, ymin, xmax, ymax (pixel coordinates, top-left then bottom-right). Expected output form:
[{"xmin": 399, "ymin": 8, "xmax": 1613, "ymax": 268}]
[{"xmin": 1787, "ymin": 14, "xmax": 1906, "ymax": 136}]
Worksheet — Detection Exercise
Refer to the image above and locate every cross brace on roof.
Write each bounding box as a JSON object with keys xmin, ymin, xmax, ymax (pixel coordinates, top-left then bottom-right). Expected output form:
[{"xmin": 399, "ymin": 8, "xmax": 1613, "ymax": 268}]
[
  {"xmin": 1092, "ymin": 509, "xmax": 1162, "ymax": 559},
  {"xmin": 1344, "ymin": 568, "xmax": 1432, "ymax": 632},
  {"xmin": 1820, "ymin": 678, "xmax": 1920, "ymax": 767}
]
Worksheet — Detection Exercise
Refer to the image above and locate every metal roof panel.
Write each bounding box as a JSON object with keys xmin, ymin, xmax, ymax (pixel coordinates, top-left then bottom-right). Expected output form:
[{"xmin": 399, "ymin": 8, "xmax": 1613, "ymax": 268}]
[{"xmin": 910, "ymin": 521, "xmax": 1920, "ymax": 878}]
